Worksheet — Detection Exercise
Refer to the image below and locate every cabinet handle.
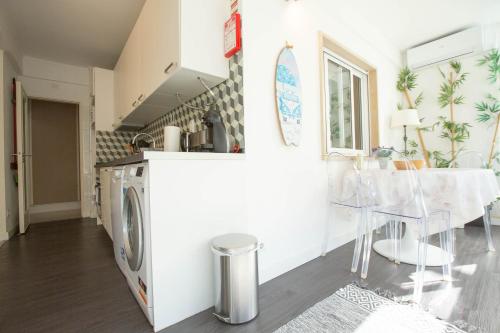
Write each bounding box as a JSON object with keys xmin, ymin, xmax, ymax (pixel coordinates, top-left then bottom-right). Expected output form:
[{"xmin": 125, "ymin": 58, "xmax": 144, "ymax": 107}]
[
  {"xmin": 138, "ymin": 94, "xmax": 144, "ymax": 101},
  {"xmin": 164, "ymin": 62, "xmax": 176, "ymax": 74},
  {"xmin": 132, "ymin": 101, "xmax": 137, "ymax": 107}
]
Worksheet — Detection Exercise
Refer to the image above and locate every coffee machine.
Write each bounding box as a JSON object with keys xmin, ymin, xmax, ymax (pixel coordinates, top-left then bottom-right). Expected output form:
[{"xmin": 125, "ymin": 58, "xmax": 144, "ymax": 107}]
[{"xmin": 182, "ymin": 104, "xmax": 229, "ymax": 153}]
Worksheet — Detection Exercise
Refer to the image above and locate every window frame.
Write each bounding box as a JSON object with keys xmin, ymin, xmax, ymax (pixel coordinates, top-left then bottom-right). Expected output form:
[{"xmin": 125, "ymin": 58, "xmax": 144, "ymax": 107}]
[{"xmin": 322, "ymin": 49, "xmax": 370, "ymax": 156}]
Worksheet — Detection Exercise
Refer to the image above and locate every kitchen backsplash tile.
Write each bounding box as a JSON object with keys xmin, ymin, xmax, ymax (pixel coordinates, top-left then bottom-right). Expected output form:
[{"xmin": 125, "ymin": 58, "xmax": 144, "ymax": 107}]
[
  {"xmin": 95, "ymin": 130, "xmax": 136, "ymax": 163},
  {"xmin": 142, "ymin": 52, "xmax": 244, "ymax": 149}
]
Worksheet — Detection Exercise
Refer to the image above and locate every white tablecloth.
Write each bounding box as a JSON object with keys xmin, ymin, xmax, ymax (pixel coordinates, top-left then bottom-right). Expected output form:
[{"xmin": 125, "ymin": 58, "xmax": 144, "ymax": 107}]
[{"xmin": 340, "ymin": 168, "xmax": 499, "ymax": 227}]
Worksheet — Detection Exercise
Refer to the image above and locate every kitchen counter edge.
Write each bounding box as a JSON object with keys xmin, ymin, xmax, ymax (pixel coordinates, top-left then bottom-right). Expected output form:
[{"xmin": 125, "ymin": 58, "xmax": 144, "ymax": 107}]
[{"xmin": 95, "ymin": 152, "xmax": 246, "ymax": 168}]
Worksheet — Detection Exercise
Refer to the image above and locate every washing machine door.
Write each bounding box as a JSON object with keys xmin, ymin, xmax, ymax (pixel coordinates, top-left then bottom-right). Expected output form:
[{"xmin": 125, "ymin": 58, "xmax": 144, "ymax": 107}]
[{"xmin": 122, "ymin": 186, "xmax": 143, "ymax": 271}]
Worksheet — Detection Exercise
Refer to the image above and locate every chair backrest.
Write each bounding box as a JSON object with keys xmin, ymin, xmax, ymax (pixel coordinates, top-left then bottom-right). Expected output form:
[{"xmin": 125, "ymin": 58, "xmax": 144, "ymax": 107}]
[
  {"xmin": 327, "ymin": 152, "xmax": 376, "ymax": 208},
  {"xmin": 371, "ymin": 148, "xmax": 429, "ymax": 219},
  {"xmin": 449, "ymin": 150, "xmax": 486, "ymax": 169}
]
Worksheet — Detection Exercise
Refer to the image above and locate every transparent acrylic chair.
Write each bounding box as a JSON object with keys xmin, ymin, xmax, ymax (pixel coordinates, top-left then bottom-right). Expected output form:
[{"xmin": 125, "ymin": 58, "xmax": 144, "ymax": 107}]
[
  {"xmin": 325, "ymin": 152, "xmax": 378, "ymax": 277},
  {"xmin": 449, "ymin": 150, "xmax": 496, "ymax": 252},
  {"xmin": 361, "ymin": 150, "xmax": 453, "ymax": 303}
]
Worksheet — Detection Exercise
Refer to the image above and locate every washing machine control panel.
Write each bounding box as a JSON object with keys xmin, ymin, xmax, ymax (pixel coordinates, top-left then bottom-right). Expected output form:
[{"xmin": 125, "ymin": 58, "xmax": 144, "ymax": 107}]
[{"xmin": 127, "ymin": 166, "xmax": 144, "ymax": 178}]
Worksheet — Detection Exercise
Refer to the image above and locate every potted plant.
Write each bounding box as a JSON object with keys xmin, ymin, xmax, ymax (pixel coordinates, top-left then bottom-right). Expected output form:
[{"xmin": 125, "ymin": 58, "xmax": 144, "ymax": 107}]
[{"xmin": 372, "ymin": 147, "xmax": 393, "ymax": 169}]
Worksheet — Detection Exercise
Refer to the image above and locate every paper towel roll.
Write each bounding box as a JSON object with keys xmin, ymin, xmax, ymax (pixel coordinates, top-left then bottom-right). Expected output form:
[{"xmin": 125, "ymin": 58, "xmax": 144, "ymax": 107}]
[{"xmin": 164, "ymin": 126, "xmax": 181, "ymax": 152}]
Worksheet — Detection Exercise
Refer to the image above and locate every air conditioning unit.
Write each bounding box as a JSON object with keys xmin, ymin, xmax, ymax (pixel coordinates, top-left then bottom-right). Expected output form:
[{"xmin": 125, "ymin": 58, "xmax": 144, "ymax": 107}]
[{"xmin": 406, "ymin": 27, "xmax": 485, "ymax": 70}]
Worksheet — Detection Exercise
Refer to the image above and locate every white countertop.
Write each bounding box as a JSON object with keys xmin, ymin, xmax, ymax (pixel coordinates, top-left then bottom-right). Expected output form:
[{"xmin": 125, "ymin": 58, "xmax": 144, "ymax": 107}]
[
  {"xmin": 143, "ymin": 151, "xmax": 245, "ymax": 161},
  {"xmin": 96, "ymin": 151, "xmax": 245, "ymax": 168}
]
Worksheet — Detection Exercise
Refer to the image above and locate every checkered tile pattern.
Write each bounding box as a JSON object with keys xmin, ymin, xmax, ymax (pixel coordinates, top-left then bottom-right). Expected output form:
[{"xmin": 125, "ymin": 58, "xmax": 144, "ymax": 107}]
[
  {"xmin": 142, "ymin": 52, "xmax": 244, "ymax": 148},
  {"xmin": 95, "ymin": 130, "xmax": 136, "ymax": 163}
]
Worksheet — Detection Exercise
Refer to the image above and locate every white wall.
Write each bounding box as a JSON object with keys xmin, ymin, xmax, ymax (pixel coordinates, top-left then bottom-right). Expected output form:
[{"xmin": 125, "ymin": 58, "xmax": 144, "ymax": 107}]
[
  {"xmin": 0, "ymin": 11, "xmax": 21, "ymax": 241},
  {"xmin": 0, "ymin": 11, "xmax": 22, "ymax": 71},
  {"xmin": 20, "ymin": 56, "xmax": 93, "ymax": 219},
  {"xmin": 410, "ymin": 52, "xmax": 500, "ymax": 223},
  {"xmin": 0, "ymin": 7, "xmax": 22, "ymax": 240},
  {"xmin": 240, "ymin": 0, "xmax": 402, "ymax": 283},
  {"xmin": 0, "ymin": 50, "xmax": 5, "ymax": 240},
  {"xmin": 0, "ymin": 50, "xmax": 21, "ymax": 240},
  {"xmin": 23, "ymin": 57, "xmax": 89, "ymax": 86}
]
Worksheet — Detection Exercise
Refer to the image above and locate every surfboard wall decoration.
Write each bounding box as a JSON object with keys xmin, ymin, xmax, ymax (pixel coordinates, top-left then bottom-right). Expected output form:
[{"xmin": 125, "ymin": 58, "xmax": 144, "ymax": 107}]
[{"xmin": 275, "ymin": 45, "xmax": 302, "ymax": 146}]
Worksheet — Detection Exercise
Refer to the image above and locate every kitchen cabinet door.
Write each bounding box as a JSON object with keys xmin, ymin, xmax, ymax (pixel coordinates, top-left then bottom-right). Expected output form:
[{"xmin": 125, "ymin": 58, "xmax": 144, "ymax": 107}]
[
  {"xmin": 180, "ymin": 0, "xmax": 228, "ymax": 79},
  {"xmin": 123, "ymin": 24, "xmax": 142, "ymax": 116},
  {"xmin": 140, "ymin": 0, "xmax": 180, "ymax": 100},
  {"xmin": 93, "ymin": 68, "xmax": 114, "ymax": 131},
  {"xmin": 99, "ymin": 168, "xmax": 113, "ymax": 240},
  {"xmin": 113, "ymin": 52, "xmax": 126, "ymax": 126}
]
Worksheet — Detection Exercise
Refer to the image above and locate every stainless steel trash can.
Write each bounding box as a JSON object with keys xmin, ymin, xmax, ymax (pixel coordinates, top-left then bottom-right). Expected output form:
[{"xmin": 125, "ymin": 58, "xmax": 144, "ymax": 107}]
[{"xmin": 211, "ymin": 233, "xmax": 262, "ymax": 324}]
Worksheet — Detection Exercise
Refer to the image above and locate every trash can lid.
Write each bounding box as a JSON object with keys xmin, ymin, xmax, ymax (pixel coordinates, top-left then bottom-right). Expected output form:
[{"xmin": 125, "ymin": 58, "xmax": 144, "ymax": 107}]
[{"xmin": 211, "ymin": 233, "xmax": 259, "ymax": 255}]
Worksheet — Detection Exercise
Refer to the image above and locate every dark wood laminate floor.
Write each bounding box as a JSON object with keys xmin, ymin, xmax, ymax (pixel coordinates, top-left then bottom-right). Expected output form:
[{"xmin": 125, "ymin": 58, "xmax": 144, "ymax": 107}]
[
  {"xmin": 0, "ymin": 219, "xmax": 151, "ymax": 333},
  {"xmin": 0, "ymin": 219, "xmax": 498, "ymax": 333}
]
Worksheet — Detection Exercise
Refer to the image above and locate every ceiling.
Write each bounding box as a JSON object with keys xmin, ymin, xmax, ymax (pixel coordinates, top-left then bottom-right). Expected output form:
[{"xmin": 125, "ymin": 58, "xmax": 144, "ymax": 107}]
[
  {"xmin": 0, "ymin": 0, "xmax": 145, "ymax": 69},
  {"xmin": 348, "ymin": 0, "xmax": 500, "ymax": 50},
  {"xmin": 1, "ymin": 0, "xmax": 499, "ymax": 69}
]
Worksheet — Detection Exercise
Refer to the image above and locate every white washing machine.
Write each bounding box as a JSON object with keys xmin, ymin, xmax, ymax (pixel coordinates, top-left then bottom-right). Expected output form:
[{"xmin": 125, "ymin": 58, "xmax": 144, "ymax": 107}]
[
  {"xmin": 121, "ymin": 162, "xmax": 154, "ymax": 325},
  {"xmin": 110, "ymin": 166, "xmax": 127, "ymax": 275}
]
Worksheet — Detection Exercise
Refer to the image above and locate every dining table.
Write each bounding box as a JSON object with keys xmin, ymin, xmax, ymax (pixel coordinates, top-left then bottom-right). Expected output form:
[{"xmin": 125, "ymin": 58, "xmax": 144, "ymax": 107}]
[{"xmin": 340, "ymin": 167, "xmax": 499, "ymax": 266}]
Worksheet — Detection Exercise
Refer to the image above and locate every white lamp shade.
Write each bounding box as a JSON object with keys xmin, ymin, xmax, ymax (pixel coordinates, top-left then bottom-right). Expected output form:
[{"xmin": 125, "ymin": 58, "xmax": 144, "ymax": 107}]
[{"xmin": 391, "ymin": 109, "xmax": 421, "ymax": 128}]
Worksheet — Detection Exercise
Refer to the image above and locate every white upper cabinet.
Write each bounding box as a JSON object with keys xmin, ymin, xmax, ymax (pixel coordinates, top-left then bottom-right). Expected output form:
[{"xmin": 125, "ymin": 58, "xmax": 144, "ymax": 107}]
[
  {"xmin": 92, "ymin": 68, "xmax": 114, "ymax": 132},
  {"xmin": 124, "ymin": 24, "xmax": 142, "ymax": 115},
  {"xmin": 179, "ymin": 0, "xmax": 228, "ymax": 80},
  {"xmin": 140, "ymin": 0, "xmax": 180, "ymax": 100},
  {"xmin": 114, "ymin": 0, "xmax": 229, "ymax": 129},
  {"xmin": 114, "ymin": 26, "xmax": 141, "ymax": 127},
  {"xmin": 113, "ymin": 53, "xmax": 125, "ymax": 126}
]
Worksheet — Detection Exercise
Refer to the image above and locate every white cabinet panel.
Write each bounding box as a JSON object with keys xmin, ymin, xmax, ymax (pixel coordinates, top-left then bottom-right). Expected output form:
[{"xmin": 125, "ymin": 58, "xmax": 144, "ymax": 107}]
[
  {"xmin": 140, "ymin": 0, "xmax": 180, "ymax": 100},
  {"xmin": 180, "ymin": 0, "xmax": 228, "ymax": 78},
  {"xmin": 93, "ymin": 68, "xmax": 114, "ymax": 131},
  {"xmin": 124, "ymin": 24, "xmax": 142, "ymax": 114},
  {"xmin": 99, "ymin": 168, "xmax": 113, "ymax": 240},
  {"xmin": 143, "ymin": 92, "xmax": 178, "ymax": 108},
  {"xmin": 113, "ymin": 49, "xmax": 127, "ymax": 126}
]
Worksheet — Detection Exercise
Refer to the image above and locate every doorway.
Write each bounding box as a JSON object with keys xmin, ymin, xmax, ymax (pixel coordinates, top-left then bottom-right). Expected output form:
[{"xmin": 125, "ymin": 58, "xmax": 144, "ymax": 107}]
[{"xmin": 28, "ymin": 99, "xmax": 81, "ymax": 223}]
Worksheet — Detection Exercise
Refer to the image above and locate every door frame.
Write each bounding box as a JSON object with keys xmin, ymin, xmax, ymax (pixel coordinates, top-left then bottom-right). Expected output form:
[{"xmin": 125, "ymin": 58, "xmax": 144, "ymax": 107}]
[
  {"xmin": 16, "ymin": 80, "xmax": 30, "ymax": 233},
  {"xmin": 27, "ymin": 98, "xmax": 81, "ymax": 212},
  {"xmin": 18, "ymin": 75, "xmax": 93, "ymax": 219}
]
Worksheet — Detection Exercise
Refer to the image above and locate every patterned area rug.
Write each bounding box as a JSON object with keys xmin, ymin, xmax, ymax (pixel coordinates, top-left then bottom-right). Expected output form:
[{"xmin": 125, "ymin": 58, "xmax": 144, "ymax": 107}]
[{"xmin": 274, "ymin": 284, "xmax": 473, "ymax": 333}]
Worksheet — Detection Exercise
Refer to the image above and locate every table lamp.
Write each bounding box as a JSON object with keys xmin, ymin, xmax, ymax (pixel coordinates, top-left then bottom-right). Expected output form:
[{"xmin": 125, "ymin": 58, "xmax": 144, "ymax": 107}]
[{"xmin": 391, "ymin": 109, "xmax": 421, "ymax": 155}]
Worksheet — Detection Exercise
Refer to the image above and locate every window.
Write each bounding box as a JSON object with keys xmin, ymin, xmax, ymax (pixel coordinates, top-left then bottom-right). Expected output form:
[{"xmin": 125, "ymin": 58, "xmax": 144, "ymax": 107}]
[{"xmin": 323, "ymin": 50, "xmax": 370, "ymax": 156}]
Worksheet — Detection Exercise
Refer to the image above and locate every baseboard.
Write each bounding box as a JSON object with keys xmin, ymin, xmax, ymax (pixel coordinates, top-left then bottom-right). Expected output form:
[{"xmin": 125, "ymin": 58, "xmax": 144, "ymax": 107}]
[
  {"xmin": 324, "ymin": 229, "xmax": 357, "ymax": 252},
  {"xmin": 30, "ymin": 201, "xmax": 81, "ymax": 214},
  {"xmin": 259, "ymin": 230, "xmax": 356, "ymax": 285},
  {"xmin": 30, "ymin": 210, "xmax": 81, "ymax": 223},
  {"xmin": 7, "ymin": 224, "xmax": 19, "ymax": 238},
  {"xmin": 0, "ymin": 225, "xmax": 20, "ymax": 241},
  {"xmin": 30, "ymin": 202, "xmax": 82, "ymax": 223}
]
